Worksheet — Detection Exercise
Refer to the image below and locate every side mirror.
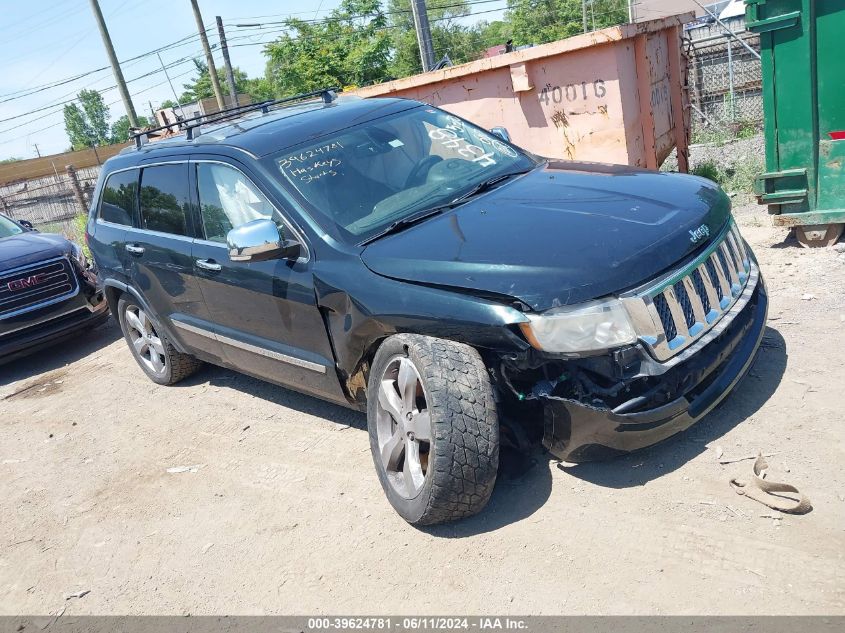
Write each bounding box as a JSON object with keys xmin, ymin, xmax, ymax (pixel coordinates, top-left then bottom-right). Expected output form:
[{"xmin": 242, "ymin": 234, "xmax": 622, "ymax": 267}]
[
  {"xmin": 227, "ymin": 218, "xmax": 301, "ymax": 262},
  {"xmin": 19, "ymin": 220, "xmax": 35, "ymax": 231},
  {"xmin": 490, "ymin": 127, "xmax": 511, "ymax": 143}
]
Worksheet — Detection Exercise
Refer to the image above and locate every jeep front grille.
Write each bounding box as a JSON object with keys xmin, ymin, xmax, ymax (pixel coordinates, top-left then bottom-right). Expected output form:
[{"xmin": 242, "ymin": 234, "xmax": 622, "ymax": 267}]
[
  {"xmin": 620, "ymin": 221, "xmax": 753, "ymax": 362},
  {"xmin": 0, "ymin": 257, "xmax": 78, "ymax": 319}
]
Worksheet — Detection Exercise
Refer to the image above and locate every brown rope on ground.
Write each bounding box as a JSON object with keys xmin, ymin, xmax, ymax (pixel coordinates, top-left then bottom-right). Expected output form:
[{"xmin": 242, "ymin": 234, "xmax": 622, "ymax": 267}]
[{"xmin": 730, "ymin": 453, "xmax": 812, "ymax": 514}]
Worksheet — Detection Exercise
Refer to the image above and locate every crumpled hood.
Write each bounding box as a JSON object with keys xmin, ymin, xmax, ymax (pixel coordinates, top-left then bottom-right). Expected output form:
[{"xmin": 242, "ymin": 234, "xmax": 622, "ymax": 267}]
[
  {"xmin": 0, "ymin": 232, "xmax": 72, "ymax": 272},
  {"xmin": 360, "ymin": 162, "xmax": 731, "ymax": 311}
]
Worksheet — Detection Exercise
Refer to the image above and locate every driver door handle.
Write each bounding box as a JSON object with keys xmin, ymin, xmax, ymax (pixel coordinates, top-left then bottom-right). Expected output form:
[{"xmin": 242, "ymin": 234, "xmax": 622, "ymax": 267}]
[
  {"xmin": 125, "ymin": 244, "xmax": 145, "ymax": 255},
  {"xmin": 196, "ymin": 258, "xmax": 222, "ymax": 271}
]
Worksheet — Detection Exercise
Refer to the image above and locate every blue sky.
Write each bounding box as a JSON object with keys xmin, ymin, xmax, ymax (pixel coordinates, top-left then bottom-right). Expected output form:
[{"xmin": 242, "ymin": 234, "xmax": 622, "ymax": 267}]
[{"xmin": 0, "ymin": 0, "xmax": 508, "ymax": 161}]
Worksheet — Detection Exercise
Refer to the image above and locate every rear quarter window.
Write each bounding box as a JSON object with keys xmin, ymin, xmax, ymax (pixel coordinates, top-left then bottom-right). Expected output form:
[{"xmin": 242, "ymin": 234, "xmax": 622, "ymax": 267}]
[
  {"xmin": 139, "ymin": 164, "xmax": 192, "ymax": 236},
  {"xmin": 98, "ymin": 170, "xmax": 139, "ymax": 226}
]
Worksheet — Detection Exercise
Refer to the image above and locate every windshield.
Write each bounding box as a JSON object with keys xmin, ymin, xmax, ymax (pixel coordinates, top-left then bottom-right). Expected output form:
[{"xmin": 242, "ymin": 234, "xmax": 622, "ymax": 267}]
[
  {"xmin": 0, "ymin": 214, "xmax": 24, "ymax": 239},
  {"xmin": 270, "ymin": 106, "xmax": 537, "ymax": 244}
]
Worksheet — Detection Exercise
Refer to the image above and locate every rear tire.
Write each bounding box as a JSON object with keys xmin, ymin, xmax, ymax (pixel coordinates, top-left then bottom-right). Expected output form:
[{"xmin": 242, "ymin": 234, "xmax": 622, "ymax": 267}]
[
  {"xmin": 117, "ymin": 296, "xmax": 202, "ymax": 386},
  {"xmin": 794, "ymin": 223, "xmax": 844, "ymax": 248},
  {"xmin": 367, "ymin": 334, "xmax": 499, "ymax": 525}
]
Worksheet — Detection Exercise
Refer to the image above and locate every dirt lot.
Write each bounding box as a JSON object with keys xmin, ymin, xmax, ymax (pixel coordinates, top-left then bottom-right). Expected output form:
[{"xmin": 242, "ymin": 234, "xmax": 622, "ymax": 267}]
[{"xmin": 1, "ymin": 209, "xmax": 844, "ymax": 616}]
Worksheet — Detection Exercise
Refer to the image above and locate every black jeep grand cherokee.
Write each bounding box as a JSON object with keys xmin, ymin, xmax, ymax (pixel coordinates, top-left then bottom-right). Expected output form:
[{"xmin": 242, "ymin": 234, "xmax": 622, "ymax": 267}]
[
  {"xmin": 87, "ymin": 93, "xmax": 767, "ymax": 525},
  {"xmin": 1, "ymin": 213, "xmax": 108, "ymax": 363}
]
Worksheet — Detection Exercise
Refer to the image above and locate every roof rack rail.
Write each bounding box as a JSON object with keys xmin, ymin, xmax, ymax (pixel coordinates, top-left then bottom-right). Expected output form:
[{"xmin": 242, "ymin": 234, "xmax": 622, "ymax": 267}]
[{"xmin": 130, "ymin": 87, "xmax": 338, "ymax": 149}]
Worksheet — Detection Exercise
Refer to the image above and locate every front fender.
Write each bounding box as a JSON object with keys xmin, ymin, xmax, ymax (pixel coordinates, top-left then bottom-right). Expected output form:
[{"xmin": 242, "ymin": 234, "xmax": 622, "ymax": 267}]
[{"xmin": 314, "ymin": 263, "xmax": 530, "ymax": 403}]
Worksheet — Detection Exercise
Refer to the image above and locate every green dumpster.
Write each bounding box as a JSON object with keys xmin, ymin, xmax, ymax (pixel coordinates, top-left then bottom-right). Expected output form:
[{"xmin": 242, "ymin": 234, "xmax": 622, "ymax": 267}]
[{"xmin": 746, "ymin": 0, "xmax": 845, "ymax": 247}]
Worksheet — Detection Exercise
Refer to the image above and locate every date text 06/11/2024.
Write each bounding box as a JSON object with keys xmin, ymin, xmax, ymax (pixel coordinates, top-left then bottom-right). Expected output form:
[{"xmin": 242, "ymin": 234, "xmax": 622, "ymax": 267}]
[{"xmin": 306, "ymin": 617, "xmax": 529, "ymax": 630}]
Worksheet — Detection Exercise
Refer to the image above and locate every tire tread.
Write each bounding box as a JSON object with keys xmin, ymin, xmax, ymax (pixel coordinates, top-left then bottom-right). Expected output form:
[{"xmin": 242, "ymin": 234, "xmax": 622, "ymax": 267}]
[
  {"xmin": 117, "ymin": 296, "xmax": 202, "ymax": 386},
  {"xmin": 372, "ymin": 334, "xmax": 499, "ymax": 525}
]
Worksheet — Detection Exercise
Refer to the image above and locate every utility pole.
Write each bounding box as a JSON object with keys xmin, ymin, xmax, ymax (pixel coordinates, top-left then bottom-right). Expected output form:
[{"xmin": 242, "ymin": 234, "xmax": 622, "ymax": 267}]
[
  {"xmin": 216, "ymin": 17, "xmax": 239, "ymax": 107},
  {"xmin": 410, "ymin": 0, "xmax": 436, "ymax": 72},
  {"xmin": 582, "ymin": 0, "xmax": 588, "ymax": 33},
  {"xmin": 157, "ymin": 53, "xmax": 187, "ymax": 120},
  {"xmin": 87, "ymin": 0, "xmax": 138, "ymax": 127},
  {"xmin": 33, "ymin": 144, "xmax": 41, "ymax": 158},
  {"xmin": 190, "ymin": 0, "xmax": 225, "ymax": 111}
]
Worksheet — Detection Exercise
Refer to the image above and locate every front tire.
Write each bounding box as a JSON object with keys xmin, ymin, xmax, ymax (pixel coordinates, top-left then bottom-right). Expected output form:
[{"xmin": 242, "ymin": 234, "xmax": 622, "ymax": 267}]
[
  {"xmin": 367, "ymin": 334, "xmax": 499, "ymax": 525},
  {"xmin": 117, "ymin": 296, "xmax": 202, "ymax": 385}
]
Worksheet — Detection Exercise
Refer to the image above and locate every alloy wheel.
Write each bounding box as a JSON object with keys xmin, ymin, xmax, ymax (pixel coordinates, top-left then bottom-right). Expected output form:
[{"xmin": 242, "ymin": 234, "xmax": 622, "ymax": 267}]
[
  {"xmin": 124, "ymin": 305, "xmax": 167, "ymax": 376},
  {"xmin": 375, "ymin": 355, "xmax": 432, "ymax": 498}
]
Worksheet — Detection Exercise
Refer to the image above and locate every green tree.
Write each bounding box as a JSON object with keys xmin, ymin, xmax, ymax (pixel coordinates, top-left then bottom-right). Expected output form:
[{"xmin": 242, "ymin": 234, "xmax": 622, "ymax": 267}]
[
  {"xmin": 264, "ymin": 0, "xmax": 392, "ymax": 94},
  {"xmin": 0, "ymin": 157, "xmax": 22, "ymax": 163},
  {"xmin": 243, "ymin": 76, "xmax": 276, "ymax": 102},
  {"xmin": 109, "ymin": 114, "xmax": 151, "ymax": 143},
  {"xmin": 63, "ymin": 89, "xmax": 113, "ymax": 150},
  {"xmin": 179, "ymin": 59, "xmax": 275, "ymax": 104},
  {"xmin": 506, "ymin": 0, "xmax": 627, "ymax": 47},
  {"xmin": 387, "ymin": 0, "xmax": 487, "ymax": 77},
  {"xmin": 477, "ymin": 20, "xmax": 511, "ymax": 50},
  {"xmin": 63, "ymin": 104, "xmax": 94, "ymax": 151},
  {"xmin": 180, "ymin": 59, "xmax": 239, "ymax": 102},
  {"xmin": 79, "ymin": 89, "xmax": 111, "ymax": 145}
]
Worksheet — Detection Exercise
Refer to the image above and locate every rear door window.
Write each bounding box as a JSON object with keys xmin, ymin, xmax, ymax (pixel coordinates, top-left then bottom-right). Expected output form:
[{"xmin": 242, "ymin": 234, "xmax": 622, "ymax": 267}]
[
  {"xmin": 98, "ymin": 170, "xmax": 138, "ymax": 226},
  {"xmin": 139, "ymin": 163, "xmax": 192, "ymax": 236}
]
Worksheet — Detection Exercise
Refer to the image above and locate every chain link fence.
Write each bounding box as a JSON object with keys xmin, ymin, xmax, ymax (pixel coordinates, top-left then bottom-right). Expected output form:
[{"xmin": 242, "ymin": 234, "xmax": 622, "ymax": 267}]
[
  {"xmin": 685, "ymin": 15, "xmax": 763, "ymax": 140},
  {"xmin": 0, "ymin": 165, "xmax": 99, "ymax": 233}
]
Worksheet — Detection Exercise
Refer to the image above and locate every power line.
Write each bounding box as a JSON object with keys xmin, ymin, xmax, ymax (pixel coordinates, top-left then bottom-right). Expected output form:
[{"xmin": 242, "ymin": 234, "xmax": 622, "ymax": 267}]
[
  {"xmin": 6, "ymin": 37, "xmax": 202, "ymax": 115},
  {"xmin": 226, "ymin": 1, "xmax": 508, "ymax": 44},
  {"xmin": 0, "ymin": 53, "xmax": 200, "ymax": 125},
  {"xmin": 1, "ymin": 2, "xmax": 84, "ymax": 45},
  {"xmin": 227, "ymin": 5, "xmax": 512, "ymax": 50},
  {"xmin": 1, "ymin": 0, "xmax": 503, "ymax": 110},
  {"xmin": 4, "ymin": 0, "xmax": 137, "ymax": 81},
  {"xmin": 226, "ymin": 0, "xmax": 506, "ymax": 28},
  {"xmin": 0, "ymin": 67, "xmax": 198, "ymax": 147},
  {"xmin": 0, "ymin": 30, "xmax": 207, "ymax": 102},
  {"xmin": 221, "ymin": 0, "xmax": 495, "ymax": 25},
  {"xmin": 222, "ymin": 6, "xmax": 338, "ymax": 22},
  {"xmin": 2, "ymin": 0, "xmax": 504, "ymax": 105},
  {"xmin": 0, "ymin": 0, "xmax": 523, "ymax": 144},
  {"xmin": 0, "ymin": 0, "xmax": 77, "ymax": 34},
  {"xmin": 0, "ymin": 52, "xmax": 205, "ymax": 131},
  {"xmin": 0, "ymin": 40, "xmax": 212, "ymax": 140}
]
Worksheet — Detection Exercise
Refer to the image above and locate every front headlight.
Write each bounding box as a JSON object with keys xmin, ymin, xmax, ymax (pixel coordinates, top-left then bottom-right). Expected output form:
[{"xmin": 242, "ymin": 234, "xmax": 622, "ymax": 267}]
[
  {"xmin": 71, "ymin": 243, "xmax": 88, "ymax": 268},
  {"xmin": 519, "ymin": 297, "xmax": 637, "ymax": 354}
]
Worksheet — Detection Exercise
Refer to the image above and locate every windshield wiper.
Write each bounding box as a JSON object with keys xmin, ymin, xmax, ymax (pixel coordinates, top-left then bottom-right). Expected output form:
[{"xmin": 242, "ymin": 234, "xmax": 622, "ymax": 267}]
[
  {"xmin": 358, "ymin": 168, "xmax": 533, "ymax": 247},
  {"xmin": 358, "ymin": 206, "xmax": 449, "ymax": 246},
  {"xmin": 448, "ymin": 168, "xmax": 533, "ymax": 205}
]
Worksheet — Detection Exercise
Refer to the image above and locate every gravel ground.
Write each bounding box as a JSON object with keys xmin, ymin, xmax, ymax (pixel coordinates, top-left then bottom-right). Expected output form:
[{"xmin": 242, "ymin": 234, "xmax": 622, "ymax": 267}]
[
  {"xmin": 663, "ymin": 134, "xmax": 765, "ymax": 201},
  {"xmin": 685, "ymin": 135, "xmax": 766, "ymax": 174},
  {"xmin": 1, "ymin": 191, "xmax": 844, "ymax": 615}
]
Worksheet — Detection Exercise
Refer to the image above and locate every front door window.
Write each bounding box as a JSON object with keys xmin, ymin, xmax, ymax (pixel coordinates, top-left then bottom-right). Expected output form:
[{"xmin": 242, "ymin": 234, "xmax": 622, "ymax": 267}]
[{"xmin": 196, "ymin": 163, "xmax": 276, "ymax": 243}]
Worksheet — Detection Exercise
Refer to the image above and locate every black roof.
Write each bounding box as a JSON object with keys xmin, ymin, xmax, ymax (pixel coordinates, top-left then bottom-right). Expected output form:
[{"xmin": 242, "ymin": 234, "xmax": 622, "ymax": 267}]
[{"xmin": 116, "ymin": 96, "xmax": 421, "ymax": 162}]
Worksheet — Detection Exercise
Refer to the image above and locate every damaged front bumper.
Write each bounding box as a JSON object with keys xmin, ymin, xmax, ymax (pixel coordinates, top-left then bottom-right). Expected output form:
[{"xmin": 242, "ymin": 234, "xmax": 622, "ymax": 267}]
[
  {"xmin": 0, "ymin": 260, "xmax": 109, "ymax": 364},
  {"xmin": 537, "ymin": 264, "xmax": 768, "ymax": 462}
]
